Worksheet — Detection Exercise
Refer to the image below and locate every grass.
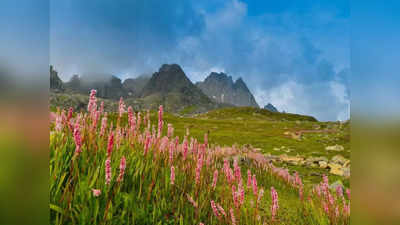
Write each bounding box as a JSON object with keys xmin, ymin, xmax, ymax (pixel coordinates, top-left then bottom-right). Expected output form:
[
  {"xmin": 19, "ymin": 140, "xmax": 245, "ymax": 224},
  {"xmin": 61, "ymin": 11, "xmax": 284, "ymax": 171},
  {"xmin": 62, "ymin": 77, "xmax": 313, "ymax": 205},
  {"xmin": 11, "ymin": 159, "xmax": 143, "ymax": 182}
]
[{"xmin": 50, "ymin": 94, "xmax": 350, "ymax": 224}]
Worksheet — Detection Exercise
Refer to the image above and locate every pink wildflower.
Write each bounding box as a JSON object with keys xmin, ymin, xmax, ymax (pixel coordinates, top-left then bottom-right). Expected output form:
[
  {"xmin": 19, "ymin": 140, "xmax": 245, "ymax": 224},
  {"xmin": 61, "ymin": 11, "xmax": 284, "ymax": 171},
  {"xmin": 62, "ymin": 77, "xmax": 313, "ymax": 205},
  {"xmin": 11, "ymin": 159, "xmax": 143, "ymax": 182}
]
[
  {"xmin": 186, "ymin": 194, "xmax": 198, "ymax": 208},
  {"xmin": 158, "ymin": 105, "xmax": 163, "ymax": 138},
  {"xmin": 92, "ymin": 189, "xmax": 101, "ymax": 197},
  {"xmin": 204, "ymin": 132, "xmax": 208, "ymax": 146},
  {"xmin": 257, "ymin": 188, "xmax": 264, "ymax": 207},
  {"xmin": 212, "ymin": 169, "xmax": 218, "ymax": 189},
  {"xmin": 107, "ymin": 132, "xmax": 114, "ymax": 158},
  {"xmin": 100, "ymin": 114, "xmax": 107, "ymax": 137},
  {"xmin": 183, "ymin": 136, "xmax": 188, "ymax": 160},
  {"xmin": 144, "ymin": 133, "xmax": 151, "ymax": 155},
  {"xmin": 117, "ymin": 156, "xmax": 126, "ymax": 182},
  {"xmin": 210, "ymin": 200, "xmax": 220, "ymax": 218},
  {"xmin": 346, "ymin": 188, "xmax": 350, "ymax": 200},
  {"xmin": 336, "ymin": 185, "xmax": 344, "ymax": 199},
  {"xmin": 128, "ymin": 106, "xmax": 134, "ymax": 126},
  {"xmin": 170, "ymin": 166, "xmax": 175, "ymax": 185},
  {"xmin": 217, "ymin": 204, "xmax": 226, "ymax": 217},
  {"xmin": 230, "ymin": 208, "xmax": 236, "ymax": 225},
  {"xmin": 105, "ymin": 158, "xmax": 112, "ymax": 185},
  {"xmin": 169, "ymin": 142, "xmax": 174, "ymax": 163},
  {"xmin": 67, "ymin": 107, "xmax": 73, "ymax": 130},
  {"xmin": 167, "ymin": 123, "xmax": 173, "ymax": 138},
  {"xmin": 87, "ymin": 89, "xmax": 97, "ymax": 115},
  {"xmin": 247, "ymin": 170, "xmax": 252, "ymax": 188},
  {"xmin": 252, "ymin": 174, "xmax": 258, "ymax": 196},
  {"xmin": 270, "ymin": 187, "xmax": 279, "ymax": 221},
  {"xmin": 55, "ymin": 113, "xmax": 63, "ymax": 132},
  {"xmin": 118, "ymin": 97, "xmax": 126, "ymax": 118},
  {"xmin": 73, "ymin": 121, "xmax": 82, "ymax": 155}
]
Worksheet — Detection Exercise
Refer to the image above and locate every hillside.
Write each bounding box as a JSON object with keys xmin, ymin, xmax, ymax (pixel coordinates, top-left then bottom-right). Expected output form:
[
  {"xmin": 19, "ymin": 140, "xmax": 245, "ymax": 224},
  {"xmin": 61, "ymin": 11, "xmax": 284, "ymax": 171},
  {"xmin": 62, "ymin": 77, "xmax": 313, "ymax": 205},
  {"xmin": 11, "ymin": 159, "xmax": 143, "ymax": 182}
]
[
  {"xmin": 198, "ymin": 107, "xmax": 317, "ymax": 122},
  {"xmin": 50, "ymin": 92, "xmax": 350, "ymax": 224}
]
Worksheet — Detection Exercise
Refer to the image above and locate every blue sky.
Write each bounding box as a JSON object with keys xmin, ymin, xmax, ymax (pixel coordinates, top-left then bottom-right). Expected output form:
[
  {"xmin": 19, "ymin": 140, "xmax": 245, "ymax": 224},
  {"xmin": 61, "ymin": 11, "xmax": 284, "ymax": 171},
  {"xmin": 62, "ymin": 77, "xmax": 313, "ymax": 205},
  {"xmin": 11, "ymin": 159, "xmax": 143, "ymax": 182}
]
[{"xmin": 49, "ymin": 0, "xmax": 350, "ymax": 121}]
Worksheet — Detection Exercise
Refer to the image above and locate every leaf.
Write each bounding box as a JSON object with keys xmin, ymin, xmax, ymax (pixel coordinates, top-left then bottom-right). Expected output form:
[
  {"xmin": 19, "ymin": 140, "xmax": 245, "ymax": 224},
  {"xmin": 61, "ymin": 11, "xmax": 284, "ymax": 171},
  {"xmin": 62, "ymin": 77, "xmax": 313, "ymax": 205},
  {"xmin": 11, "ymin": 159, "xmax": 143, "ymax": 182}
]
[{"xmin": 50, "ymin": 204, "xmax": 64, "ymax": 215}]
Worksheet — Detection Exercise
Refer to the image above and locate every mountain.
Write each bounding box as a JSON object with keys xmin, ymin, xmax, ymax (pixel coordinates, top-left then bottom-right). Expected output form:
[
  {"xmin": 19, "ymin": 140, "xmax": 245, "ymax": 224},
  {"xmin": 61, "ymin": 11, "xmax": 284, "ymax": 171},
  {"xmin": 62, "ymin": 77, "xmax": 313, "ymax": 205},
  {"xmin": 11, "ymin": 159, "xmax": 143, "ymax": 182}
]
[
  {"xmin": 122, "ymin": 75, "xmax": 150, "ymax": 97},
  {"xmin": 196, "ymin": 72, "xmax": 259, "ymax": 108},
  {"xmin": 64, "ymin": 73, "xmax": 128, "ymax": 100},
  {"xmin": 140, "ymin": 64, "xmax": 221, "ymax": 113},
  {"xmin": 50, "ymin": 65, "xmax": 64, "ymax": 91},
  {"xmin": 264, "ymin": 103, "xmax": 278, "ymax": 112}
]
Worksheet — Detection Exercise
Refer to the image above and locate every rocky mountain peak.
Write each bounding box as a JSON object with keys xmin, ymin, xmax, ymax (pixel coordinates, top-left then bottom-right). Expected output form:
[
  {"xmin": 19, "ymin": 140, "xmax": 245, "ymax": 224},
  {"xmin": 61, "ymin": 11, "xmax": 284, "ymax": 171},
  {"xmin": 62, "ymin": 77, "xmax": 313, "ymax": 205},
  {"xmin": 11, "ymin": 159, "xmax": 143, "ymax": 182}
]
[
  {"xmin": 264, "ymin": 103, "xmax": 278, "ymax": 112},
  {"xmin": 196, "ymin": 72, "xmax": 259, "ymax": 108}
]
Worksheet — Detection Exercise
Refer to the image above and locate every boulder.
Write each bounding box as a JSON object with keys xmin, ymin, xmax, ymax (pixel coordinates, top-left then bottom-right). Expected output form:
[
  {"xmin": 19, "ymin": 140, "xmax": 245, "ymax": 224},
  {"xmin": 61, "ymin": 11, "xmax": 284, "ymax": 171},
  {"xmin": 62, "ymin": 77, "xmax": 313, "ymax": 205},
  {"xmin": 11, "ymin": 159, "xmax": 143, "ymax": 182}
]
[
  {"xmin": 331, "ymin": 155, "xmax": 348, "ymax": 165},
  {"xmin": 325, "ymin": 144, "xmax": 344, "ymax": 151},
  {"xmin": 319, "ymin": 161, "xmax": 328, "ymax": 169},
  {"xmin": 328, "ymin": 163, "xmax": 344, "ymax": 176}
]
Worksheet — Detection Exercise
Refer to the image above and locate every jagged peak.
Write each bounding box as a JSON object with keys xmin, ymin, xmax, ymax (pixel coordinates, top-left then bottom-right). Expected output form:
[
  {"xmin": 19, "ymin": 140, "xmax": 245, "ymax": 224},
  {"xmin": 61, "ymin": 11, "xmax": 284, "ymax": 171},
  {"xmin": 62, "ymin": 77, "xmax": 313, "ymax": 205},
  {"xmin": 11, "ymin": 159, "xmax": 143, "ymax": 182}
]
[{"xmin": 159, "ymin": 64, "xmax": 183, "ymax": 73}]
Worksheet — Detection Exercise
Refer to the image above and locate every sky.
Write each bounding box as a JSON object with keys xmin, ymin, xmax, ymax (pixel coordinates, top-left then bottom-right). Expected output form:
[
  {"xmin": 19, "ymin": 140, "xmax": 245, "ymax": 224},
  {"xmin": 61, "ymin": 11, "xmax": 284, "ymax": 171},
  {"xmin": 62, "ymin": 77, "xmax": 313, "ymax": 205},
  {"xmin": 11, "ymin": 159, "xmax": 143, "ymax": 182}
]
[{"xmin": 49, "ymin": 0, "xmax": 350, "ymax": 121}]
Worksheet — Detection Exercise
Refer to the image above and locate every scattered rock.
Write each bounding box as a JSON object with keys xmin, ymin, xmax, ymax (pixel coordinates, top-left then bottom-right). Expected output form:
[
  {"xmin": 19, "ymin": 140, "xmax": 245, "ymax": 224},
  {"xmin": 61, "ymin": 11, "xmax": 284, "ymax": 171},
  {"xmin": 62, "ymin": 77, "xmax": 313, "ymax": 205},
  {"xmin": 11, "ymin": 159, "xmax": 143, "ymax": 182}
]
[
  {"xmin": 319, "ymin": 161, "xmax": 328, "ymax": 169},
  {"xmin": 331, "ymin": 155, "xmax": 348, "ymax": 165},
  {"xmin": 328, "ymin": 163, "xmax": 344, "ymax": 176},
  {"xmin": 325, "ymin": 144, "xmax": 344, "ymax": 151},
  {"xmin": 279, "ymin": 154, "xmax": 304, "ymax": 166}
]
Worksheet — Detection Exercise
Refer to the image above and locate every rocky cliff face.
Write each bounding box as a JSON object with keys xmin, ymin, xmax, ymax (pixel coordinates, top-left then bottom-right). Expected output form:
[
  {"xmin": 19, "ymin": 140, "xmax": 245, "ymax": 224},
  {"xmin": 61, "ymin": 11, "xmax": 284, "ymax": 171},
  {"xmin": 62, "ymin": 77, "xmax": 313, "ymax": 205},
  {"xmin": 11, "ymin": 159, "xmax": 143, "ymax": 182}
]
[
  {"xmin": 50, "ymin": 65, "xmax": 64, "ymax": 91},
  {"xmin": 122, "ymin": 75, "xmax": 150, "ymax": 97},
  {"xmin": 140, "ymin": 64, "xmax": 219, "ymax": 112},
  {"xmin": 196, "ymin": 72, "xmax": 259, "ymax": 108}
]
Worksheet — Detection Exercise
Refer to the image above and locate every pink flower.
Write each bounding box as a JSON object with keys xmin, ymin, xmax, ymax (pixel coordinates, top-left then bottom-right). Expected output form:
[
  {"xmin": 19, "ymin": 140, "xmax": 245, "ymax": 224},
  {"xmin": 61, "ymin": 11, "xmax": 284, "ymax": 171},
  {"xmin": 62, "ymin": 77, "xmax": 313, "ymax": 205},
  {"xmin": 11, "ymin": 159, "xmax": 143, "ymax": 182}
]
[
  {"xmin": 158, "ymin": 105, "xmax": 163, "ymax": 138},
  {"xmin": 170, "ymin": 166, "xmax": 175, "ymax": 185},
  {"xmin": 346, "ymin": 188, "xmax": 350, "ymax": 200},
  {"xmin": 67, "ymin": 107, "xmax": 74, "ymax": 130},
  {"xmin": 118, "ymin": 97, "xmax": 126, "ymax": 118},
  {"xmin": 100, "ymin": 114, "xmax": 107, "ymax": 137},
  {"xmin": 210, "ymin": 200, "xmax": 220, "ymax": 218},
  {"xmin": 107, "ymin": 132, "xmax": 114, "ymax": 158},
  {"xmin": 270, "ymin": 187, "xmax": 279, "ymax": 221},
  {"xmin": 212, "ymin": 169, "xmax": 218, "ymax": 189},
  {"xmin": 199, "ymin": 223, "xmax": 204, "ymax": 225},
  {"xmin": 55, "ymin": 113, "xmax": 63, "ymax": 132},
  {"xmin": 204, "ymin": 133, "xmax": 208, "ymax": 146},
  {"xmin": 257, "ymin": 188, "xmax": 264, "ymax": 207},
  {"xmin": 144, "ymin": 133, "xmax": 151, "ymax": 155},
  {"xmin": 230, "ymin": 208, "xmax": 236, "ymax": 225},
  {"xmin": 169, "ymin": 142, "xmax": 174, "ymax": 163},
  {"xmin": 73, "ymin": 120, "xmax": 82, "ymax": 155},
  {"xmin": 186, "ymin": 194, "xmax": 198, "ymax": 208},
  {"xmin": 92, "ymin": 189, "xmax": 101, "ymax": 197},
  {"xmin": 87, "ymin": 89, "xmax": 97, "ymax": 115},
  {"xmin": 336, "ymin": 185, "xmax": 343, "ymax": 199},
  {"xmin": 105, "ymin": 158, "xmax": 112, "ymax": 185},
  {"xmin": 252, "ymin": 175, "xmax": 258, "ymax": 196},
  {"xmin": 167, "ymin": 123, "xmax": 174, "ymax": 138},
  {"xmin": 217, "ymin": 204, "xmax": 226, "ymax": 217},
  {"xmin": 247, "ymin": 170, "xmax": 252, "ymax": 188},
  {"xmin": 128, "ymin": 106, "xmax": 134, "ymax": 127},
  {"xmin": 117, "ymin": 156, "xmax": 126, "ymax": 182},
  {"xmin": 183, "ymin": 136, "xmax": 188, "ymax": 160}
]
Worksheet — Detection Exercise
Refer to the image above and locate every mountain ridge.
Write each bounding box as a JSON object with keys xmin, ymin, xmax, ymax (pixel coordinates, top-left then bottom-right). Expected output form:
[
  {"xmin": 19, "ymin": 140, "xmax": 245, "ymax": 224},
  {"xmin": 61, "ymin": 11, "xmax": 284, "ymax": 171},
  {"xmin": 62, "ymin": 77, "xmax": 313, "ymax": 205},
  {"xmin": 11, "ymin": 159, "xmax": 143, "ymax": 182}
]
[{"xmin": 196, "ymin": 72, "xmax": 259, "ymax": 108}]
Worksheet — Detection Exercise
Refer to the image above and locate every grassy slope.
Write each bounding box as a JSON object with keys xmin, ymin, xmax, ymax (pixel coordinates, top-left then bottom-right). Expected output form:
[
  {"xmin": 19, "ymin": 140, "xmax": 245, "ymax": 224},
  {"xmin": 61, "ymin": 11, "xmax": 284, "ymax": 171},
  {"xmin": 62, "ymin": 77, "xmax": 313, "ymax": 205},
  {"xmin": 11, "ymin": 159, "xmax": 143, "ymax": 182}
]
[
  {"xmin": 50, "ymin": 107, "xmax": 350, "ymax": 225},
  {"xmin": 51, "ymin": 93, "xmax": 350, "ymax": 187},
  {"xmin": 154, "ymin": 107, "xmax": 350, "ymax": 186}
]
